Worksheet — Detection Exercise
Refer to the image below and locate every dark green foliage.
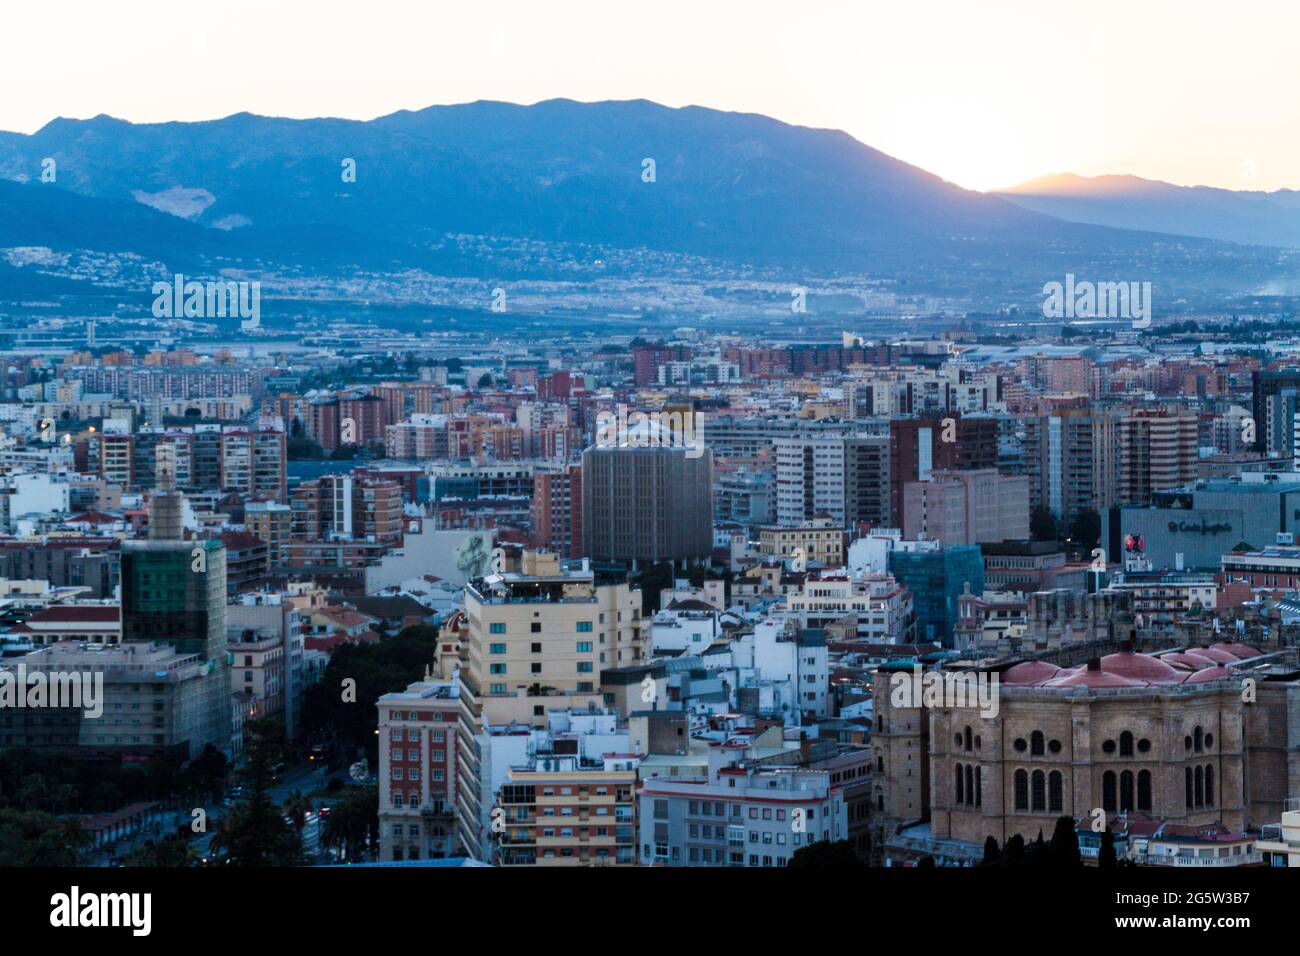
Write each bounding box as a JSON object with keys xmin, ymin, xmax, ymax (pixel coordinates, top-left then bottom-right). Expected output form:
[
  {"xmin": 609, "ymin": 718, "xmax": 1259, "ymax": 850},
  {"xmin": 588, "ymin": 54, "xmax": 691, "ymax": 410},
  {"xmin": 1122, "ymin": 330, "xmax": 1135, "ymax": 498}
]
[
  {"xmin": 787, "ymin": 839, "xmax": 863, "ymax": 867},
  {"xmin": 300, "ymin": 623, "xmax": 441, "ymax": 769},
  {"xmin": 209, "ymin": 719, "xmax": 301, "ymax": 866}
]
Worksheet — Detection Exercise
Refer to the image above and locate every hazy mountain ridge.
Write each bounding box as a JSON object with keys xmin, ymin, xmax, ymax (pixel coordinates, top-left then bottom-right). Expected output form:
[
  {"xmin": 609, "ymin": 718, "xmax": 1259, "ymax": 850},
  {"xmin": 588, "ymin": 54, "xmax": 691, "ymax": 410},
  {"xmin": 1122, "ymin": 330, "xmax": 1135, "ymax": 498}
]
[
  {"xmin": 996, "ymin": 172, "xmax": 1300, "ymax": 248},
  {"xmin": 0, "ymin": 100, "xmax": 1294, "ymax": 308}
]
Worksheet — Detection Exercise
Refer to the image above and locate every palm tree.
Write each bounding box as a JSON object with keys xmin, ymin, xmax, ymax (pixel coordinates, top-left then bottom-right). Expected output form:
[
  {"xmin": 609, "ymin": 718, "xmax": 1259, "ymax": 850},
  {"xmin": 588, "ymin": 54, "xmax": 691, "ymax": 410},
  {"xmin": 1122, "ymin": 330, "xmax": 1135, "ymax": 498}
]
[
  {"xmin": 322, "ymin": 786, "xmax": 378, "ymax": 862},
  {"xmin": 54, "ymin": 817, "xmax": 92, "ymax": 864},
  {"xmin": 125, "ymin": 834, "xmax": 199, "ymax": 867},
  {"xmin": 283, "ymin": 790, "xmax": 311, "ymax": 831}
]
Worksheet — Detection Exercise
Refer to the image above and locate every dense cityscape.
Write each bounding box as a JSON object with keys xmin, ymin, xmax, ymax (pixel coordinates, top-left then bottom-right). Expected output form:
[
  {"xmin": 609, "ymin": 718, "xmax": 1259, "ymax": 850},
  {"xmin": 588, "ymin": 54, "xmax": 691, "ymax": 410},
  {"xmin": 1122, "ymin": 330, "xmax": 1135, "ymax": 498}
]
[
  {"xmin": 0, "ymin": 313, "xmax": 1299, "ymax": 880},
  {"xmin": 7, "ymin": 0, "xmax": 1299, "ymax": 938}
]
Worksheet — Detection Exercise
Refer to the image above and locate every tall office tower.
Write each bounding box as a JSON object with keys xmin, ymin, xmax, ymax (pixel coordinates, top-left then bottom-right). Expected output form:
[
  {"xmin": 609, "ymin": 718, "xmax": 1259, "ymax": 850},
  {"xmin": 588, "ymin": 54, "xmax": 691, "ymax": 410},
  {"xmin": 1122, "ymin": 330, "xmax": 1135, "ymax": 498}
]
[
  {"xmin": 121, "ymin": 510, "xmax": 231, "ymax": 757},
  {"xmin": 1117, "ymin": 408, "xmax": 1199, "ymax": 506},
  {"xmin": 1022, "ymin": 406, "xmax": 1122, "ymax": 521},
  {"xmin": 581, "ymin": 443, "xmax": 713, "ymax": 565},
  {"xmin": 531, "ymin": 462, "xmax": 583, "ymax": 558},
  {"xmin": 888, "ymin": 416, "xmax": 998, "ymax": 528},
  {"xmin": 1253, "ymin": 368, "xmax": 1300, "ymax": 454}
]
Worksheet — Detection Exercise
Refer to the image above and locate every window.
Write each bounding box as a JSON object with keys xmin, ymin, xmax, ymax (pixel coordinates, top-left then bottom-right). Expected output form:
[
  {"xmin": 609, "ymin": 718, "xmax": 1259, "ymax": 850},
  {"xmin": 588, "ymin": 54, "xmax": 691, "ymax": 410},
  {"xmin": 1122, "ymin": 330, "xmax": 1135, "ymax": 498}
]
[
  {"xmin": 1031, "ymin": 731, "xmax": 1044, "ymax": 756},
  {"xmin": 489, "ymin": 623, "xmax": 507, "ymax": 634},
  {"xmin": 489, "ymin": 663, "xmax": 506, "ymax": 675},
  {"xmin": 1120, "ymin": 731, "xmax": 1133, "ymax": 757},
  {"xmin": 1204, "ymin": 764, "xmax": 1214, "ymax": 807},
  {"xmin": 1048, "ymin": 771, "xmax": 1063, "ymax": 813},
  {"xmin": 1185, "ymin": 767, "xmax": 1194, "ymax": 809},
  {"xmin": 1103, "ymin": 771, "xmax": 1117, "ymax": 813},
  {"xmin": 576, "ymin": 642, "xmax": 593, "ymax": 653},
  {"xmin": 955, "ymin": 765, "xmax": 964, "ymax": 805},
  {"xmin": 489, "ymin": 643, "xmax": 507, "ymax": 654},
  {"xmin": 1138, "ymin": 770, "xmax": 1152, "ymax": 811},
  {"xmin": 1195, "ymin": 765, "xmax": 1204, "ymax": 807},
  {"xmin": 577, "ymin": 621, "xmax": 593, "ymax": 632},
  {"xmin": 1014, "ymin": 769, "xmax": 1028, "ymax": 811},
  {"xmin": 1031, "ymin": 770, "xmax": 1045, "ymax": 811},
  {"xmin": 1120, "ymin": 770, "xmax": 1134, "ymax": 812},
  {"xmin": 577, "ymin": 662, "xmax": 593, "ymax": 673}
]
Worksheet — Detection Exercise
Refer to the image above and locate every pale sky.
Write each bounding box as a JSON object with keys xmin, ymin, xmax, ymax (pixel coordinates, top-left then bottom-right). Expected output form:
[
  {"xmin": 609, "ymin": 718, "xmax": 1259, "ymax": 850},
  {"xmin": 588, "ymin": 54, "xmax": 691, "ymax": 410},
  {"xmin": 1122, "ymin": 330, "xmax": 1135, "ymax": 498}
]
[{"xmin": 3, "ymin": 0, "xmax": 1298, "ymax": 192}]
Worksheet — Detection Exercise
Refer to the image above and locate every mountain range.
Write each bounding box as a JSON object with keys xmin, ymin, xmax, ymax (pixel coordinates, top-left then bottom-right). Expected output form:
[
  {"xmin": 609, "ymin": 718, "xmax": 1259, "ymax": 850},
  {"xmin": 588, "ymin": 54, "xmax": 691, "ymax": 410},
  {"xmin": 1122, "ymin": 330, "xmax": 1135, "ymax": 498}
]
[
  {"xmin": 0, "ymin": 99, "xmax": 1295, "ymax": 308},
  {"xmin": 995, "ymin": 172, "xmax": 1300, "ymax": 249}
]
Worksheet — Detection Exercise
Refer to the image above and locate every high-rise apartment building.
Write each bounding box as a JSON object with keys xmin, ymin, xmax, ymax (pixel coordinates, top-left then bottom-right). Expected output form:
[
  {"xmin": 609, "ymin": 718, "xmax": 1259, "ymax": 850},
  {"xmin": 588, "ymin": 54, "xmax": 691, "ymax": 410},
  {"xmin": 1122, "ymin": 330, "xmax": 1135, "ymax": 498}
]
[
  {"xmin": 531, "ymin": 463, "xmax": 583, "ymax": 559},
  {"xmin": 775, "ymin": 434, "xmax": 889, "ymax": 528},
  {"xmin": 889, "ymin": 416, "xmax": 998, "ymax": 528},
  {"xmin": 290, "ymin": 475, "xmax": 403, "ymax": 543},
  {"xmin": 1022, "ymin": 406, "xmax": 1122, "ymax": 520},
  {"xmin": 464, "ymin": 550, "xmax": 644, "ymax": 714},
  {"xmin": 245, "ymin": 500, "xmax": 293, "ymax": 565},
  {"xmin": 456, "ymin": 549, "xmax": 643, "ymax": 859},
  {"xmin": 1117, "ymin": 408, "xmax": 1198, "ymax": 506}
]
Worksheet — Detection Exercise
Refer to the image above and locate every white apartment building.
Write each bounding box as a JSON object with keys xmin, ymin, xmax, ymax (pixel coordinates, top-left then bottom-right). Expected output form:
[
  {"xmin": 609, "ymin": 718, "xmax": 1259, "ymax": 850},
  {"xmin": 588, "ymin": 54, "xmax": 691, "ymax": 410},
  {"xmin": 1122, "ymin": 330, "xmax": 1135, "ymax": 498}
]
[
  {"xmin": 638, "ymin": 740, "xmax": 847, "ymax": 867},
  {"xmin": 785, "ymin": 570, "xmax": 913, "ymax": 642}
]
